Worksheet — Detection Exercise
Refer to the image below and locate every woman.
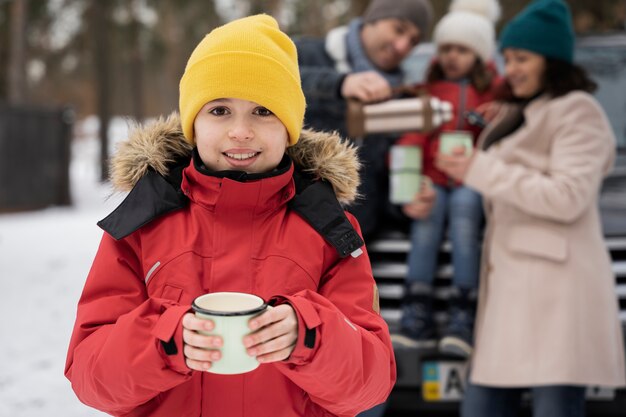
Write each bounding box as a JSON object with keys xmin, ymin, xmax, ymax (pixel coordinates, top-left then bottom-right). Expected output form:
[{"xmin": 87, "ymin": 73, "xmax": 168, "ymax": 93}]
[{"xmin": 436, "ymin": 1, "xmax": 626, "ymax": 416}]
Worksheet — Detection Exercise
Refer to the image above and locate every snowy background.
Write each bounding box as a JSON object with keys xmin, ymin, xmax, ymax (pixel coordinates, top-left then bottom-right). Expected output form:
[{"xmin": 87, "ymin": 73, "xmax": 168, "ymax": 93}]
[{"xmin": 0, "ymin": 118, "xmax": 130, "ymax": 417}]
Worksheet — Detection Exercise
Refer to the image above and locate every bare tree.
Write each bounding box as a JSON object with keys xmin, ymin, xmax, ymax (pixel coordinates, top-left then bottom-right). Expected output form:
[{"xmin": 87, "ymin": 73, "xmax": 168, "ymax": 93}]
[
  {"xmin": 148, "ymin": 0, "xmax": 222, "ymax": 115},
  {"xmin": 129, "ymin": 0, "xmax": 145, "ymax": 121},
  {"xmin": 154, "ymin": 0, "xmax": 185, "ymax": 114},
  {"xmin": 7, "ymin": 0, "xmax": 27, "ymax": 104},
  {"xmin": 90, "ymin": 0, "xmax": 112, "ymax": 182}
]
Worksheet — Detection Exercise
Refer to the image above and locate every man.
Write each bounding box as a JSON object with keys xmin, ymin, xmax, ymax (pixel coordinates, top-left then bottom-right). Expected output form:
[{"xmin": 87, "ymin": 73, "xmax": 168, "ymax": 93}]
[{"xmin": 296, "ymin": 0, "xmax": 435, "ymax": 239}]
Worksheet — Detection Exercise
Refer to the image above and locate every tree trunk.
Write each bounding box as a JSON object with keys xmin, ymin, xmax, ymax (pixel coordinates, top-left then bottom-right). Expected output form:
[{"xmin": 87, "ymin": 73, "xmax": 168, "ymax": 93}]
[
  {"xmin": 7, "ymin": 0, "xmax": 27, "ymax": 105},
  {"xmin": 129, "ymin": 4, "xmax": 144, "ymax": 122},
  {"xmin": 91, "ymin": 0, "xmax": 111, "ymax": 182},
  {"xmin": 158, "ymin": 0, "xmax": 184, "ymax": 115}
]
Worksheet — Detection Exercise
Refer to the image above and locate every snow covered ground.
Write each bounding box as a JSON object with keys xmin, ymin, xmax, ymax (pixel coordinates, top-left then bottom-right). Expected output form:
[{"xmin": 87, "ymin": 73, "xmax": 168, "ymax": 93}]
[{"xmin": 0, "ymin": 118, "xmax": 130, "ymax": 417}]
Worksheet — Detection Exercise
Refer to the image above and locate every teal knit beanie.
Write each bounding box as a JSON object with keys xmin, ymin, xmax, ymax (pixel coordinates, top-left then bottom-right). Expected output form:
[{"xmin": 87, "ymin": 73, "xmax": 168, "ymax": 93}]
[{"xmin": 499, "ymin": 0, "xmax": 575, "ymax": 63}]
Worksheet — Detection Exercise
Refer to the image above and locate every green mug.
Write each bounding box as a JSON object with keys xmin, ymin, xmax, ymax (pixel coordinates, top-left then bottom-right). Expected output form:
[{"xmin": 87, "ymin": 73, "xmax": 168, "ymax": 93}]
[
  {"xmin": 389, "ymin": 145, "xmax": 422, "ymax": 204},
  {"xmin": 192, "ymin": 292, "xmax": 270, "ymax": 375},
  {"xmin": 390, "ymin": 172, "xmax": 423, "ymax": 204},
  {"xmin": 439, "ymin": 131, "xmax": 473, "ymax": 156}
]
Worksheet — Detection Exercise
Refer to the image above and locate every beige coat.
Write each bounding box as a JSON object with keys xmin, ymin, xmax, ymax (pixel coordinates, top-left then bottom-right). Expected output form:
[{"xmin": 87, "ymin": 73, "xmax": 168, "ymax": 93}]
[{"xmin": 464, "ymin": 91, "xmax": 626, "ymax": 387}]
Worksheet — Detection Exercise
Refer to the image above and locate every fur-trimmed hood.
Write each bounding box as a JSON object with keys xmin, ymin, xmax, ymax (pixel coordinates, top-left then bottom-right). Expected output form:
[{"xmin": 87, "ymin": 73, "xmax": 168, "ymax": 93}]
[{"xmin": 110, "ymin": 113, "xmax": 360, "ymax": 205}]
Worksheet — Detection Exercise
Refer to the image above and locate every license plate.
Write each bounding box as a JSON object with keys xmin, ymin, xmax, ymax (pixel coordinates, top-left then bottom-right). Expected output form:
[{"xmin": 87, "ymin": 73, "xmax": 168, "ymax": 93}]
[
  {"xmin": 422, "ymin": 360, "xmax": 468, "ymax": 402},
  {"xmin": 421, "ymin": 362, "xmax": 616, "ymax": 402}
]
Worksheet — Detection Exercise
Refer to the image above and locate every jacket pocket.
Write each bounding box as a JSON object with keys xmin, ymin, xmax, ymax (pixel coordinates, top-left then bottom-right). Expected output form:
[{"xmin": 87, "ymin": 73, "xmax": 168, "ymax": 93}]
[
  {"xmin": 145, "ymin": 251, "xmax": 212, "ymax": 303},
  {"xmin": 161, "ymin": 285, "xmax": 183, "ymax": 302},
  {"xmin": 507, "ymin": 225, "xmax": 568, "ymax": 262}
]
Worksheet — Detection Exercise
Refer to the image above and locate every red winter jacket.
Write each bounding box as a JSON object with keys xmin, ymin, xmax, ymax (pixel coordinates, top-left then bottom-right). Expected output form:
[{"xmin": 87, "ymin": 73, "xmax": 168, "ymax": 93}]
[
  {"xmin": 64, "ymin": 119, "xmax": 396, "ymax": 417},
  {"xmin": 396, "ymin": 76, "xmax": 499, "ymax": 187}
]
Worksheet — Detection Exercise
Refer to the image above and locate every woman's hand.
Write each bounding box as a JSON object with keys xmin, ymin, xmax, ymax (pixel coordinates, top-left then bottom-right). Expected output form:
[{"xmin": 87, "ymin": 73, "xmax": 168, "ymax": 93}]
[
  {"xmin": 435, "ymin": 148, "xmax": 474, "ymax": 182},
  {"xmin": 402, "ymin": 177, "xmax": 436, "ymax": 219},
  {"xmin": 243, "ymin": 304, "xmax": 298, "ymax": 363},
  {"xmin": 182, "ymin": 313, "xmax": 222, "ymax": 371}
]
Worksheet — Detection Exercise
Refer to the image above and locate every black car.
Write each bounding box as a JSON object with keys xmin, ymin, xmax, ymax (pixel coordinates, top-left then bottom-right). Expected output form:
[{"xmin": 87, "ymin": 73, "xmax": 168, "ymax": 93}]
[{"xmin": 366, "ymin": 33, "xmax": 626, "ymax": 416}]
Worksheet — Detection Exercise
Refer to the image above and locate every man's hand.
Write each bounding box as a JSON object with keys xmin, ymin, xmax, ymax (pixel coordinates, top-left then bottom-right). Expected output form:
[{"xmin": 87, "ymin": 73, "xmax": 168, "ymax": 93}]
[
  {"xmin": 243, "ymin": 304, "xmax": 298, "ymax": 363},
  {"xmin": 402, "ymin": 177, "xmax": 436, "ymax": 219},
  {"xmin": 341, "ymin": 71, "xmax": 392, "ymax": 103}
]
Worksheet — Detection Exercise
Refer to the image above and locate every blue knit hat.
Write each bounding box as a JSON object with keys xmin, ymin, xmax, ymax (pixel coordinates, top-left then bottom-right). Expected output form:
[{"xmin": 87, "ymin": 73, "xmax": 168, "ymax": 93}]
[{"xmin": 499, "ymin": 0, "xmax": 575, "ymax": 63}]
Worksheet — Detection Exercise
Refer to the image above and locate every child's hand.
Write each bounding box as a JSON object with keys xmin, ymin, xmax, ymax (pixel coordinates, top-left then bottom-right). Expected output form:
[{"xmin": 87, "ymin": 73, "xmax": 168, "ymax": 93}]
[
  {"xmin": 181, "ymin": 313, "xmax": 222, "ymax": 372},
  {"xmin": 435, "ymin": 148, "xmax": 474, "ymax": 182},
  {"xmin": 402, "ymin": 177, "xmax": 436, "ymax": 219},
  {"xmin": 243, "ymin": 304, "xmax": 298, "ymax": 363}
]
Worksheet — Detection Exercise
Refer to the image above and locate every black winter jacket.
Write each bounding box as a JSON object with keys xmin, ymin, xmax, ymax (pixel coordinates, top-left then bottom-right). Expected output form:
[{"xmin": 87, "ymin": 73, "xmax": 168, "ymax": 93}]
[{"xmin": 295, "ymin": 36, "xmax": 349, "ymax": 136}]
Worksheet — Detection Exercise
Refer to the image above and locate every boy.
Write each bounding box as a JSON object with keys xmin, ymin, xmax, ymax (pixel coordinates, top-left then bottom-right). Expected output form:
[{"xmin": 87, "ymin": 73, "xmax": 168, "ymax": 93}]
[{"xmin": 65, "ymin": 14, "xmax": 395, "ymax": 417}]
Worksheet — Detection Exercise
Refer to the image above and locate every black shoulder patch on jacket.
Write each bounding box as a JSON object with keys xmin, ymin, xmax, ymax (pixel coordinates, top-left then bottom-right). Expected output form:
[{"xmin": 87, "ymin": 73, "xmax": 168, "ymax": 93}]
[
  {"xmin": 290, "ymin": 170, "xmax": 364, "ymax": 258},
  {"xmin": 98, "ymin": 168, "xmax": 188, "ymax": 240}
]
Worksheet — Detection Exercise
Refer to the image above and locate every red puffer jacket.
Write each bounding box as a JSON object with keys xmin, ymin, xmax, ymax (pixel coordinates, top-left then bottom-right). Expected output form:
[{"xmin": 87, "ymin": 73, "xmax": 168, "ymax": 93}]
[
  {"xmin": 396, "ymin": 77, "xmax": 498, "ymax": 187},
  {"xmin": 64, "ymin": 116, "xmax": 395, "ymax": 417}
]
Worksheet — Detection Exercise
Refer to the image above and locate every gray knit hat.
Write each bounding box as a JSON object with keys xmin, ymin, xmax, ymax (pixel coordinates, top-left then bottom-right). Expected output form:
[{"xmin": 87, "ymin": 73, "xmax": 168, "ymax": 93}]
[{"xmin": 363, "ymin": 0, "xmax": 434, "ymax": 38}]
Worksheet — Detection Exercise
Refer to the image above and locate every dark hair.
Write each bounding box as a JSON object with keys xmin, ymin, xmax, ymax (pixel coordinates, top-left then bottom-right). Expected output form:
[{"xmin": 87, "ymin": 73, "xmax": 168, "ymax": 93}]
[
  {"xmin": 494, "ymin": 58, "xmax": 597, "ymax": 102},
  {"xmin": 543, "ymin": 58, "xmax": 597, "ymax": 96},
  {"xmin": 426, "ymin": 59, "xmax": 495, "ymax": 93}
]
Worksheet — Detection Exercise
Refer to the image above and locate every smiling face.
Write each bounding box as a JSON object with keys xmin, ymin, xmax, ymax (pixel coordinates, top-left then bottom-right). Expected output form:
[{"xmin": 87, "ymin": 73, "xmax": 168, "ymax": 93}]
[
  {"xmin": 361, "ymin": 18, "xmax": 421, "ymax": 71},
  {"xmin": 193, "ymin": 98, "xmax": 289, "ymax": 174},
  {"xmin": 437, "ymin": 43, "xmax": 479, "ymax": 80},
  {"xmin": 503, "ymin": 48, "xmax": 546, "ymax": 99}
]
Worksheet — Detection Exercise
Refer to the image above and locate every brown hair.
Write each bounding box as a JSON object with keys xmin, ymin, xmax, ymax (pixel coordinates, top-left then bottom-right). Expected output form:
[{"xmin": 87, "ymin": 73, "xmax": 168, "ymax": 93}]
[{"xmin": 426, "ymin": 59, "xmax": 495, "ymax": 93}]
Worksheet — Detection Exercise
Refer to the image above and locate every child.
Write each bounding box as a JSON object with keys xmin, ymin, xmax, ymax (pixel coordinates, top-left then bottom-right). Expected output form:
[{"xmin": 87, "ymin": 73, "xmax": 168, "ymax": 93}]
[
  {"xmin": 394, "ymin": 0, "xmax": 501, "ymax": 357},
  {"xmin": 64, "ymin": 15, "xmax": 395, "ymax": 417}
]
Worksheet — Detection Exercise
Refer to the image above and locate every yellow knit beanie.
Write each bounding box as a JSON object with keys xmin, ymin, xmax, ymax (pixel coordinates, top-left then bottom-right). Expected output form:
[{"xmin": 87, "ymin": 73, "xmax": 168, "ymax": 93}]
[{"xmin": 179, "ymin": 14, "xmax": 305, "ymax": 146}]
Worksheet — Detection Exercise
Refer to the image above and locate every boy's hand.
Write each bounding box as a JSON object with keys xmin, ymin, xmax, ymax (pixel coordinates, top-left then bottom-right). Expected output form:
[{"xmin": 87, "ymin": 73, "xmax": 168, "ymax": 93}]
[
  {"xmin": 402, "ymin": 177, "xmax": 436, "ymax": 219},
  {"xmin": 243, "ymin": 304, "xmax": 298, "ymax": 363},
  {"xmin": 181, "ymin": 313, "xmax": 222, "ymax": 372},
  {"xmin": 435, "ymin": 147, "xmax": 474, "ymax": 182}
]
